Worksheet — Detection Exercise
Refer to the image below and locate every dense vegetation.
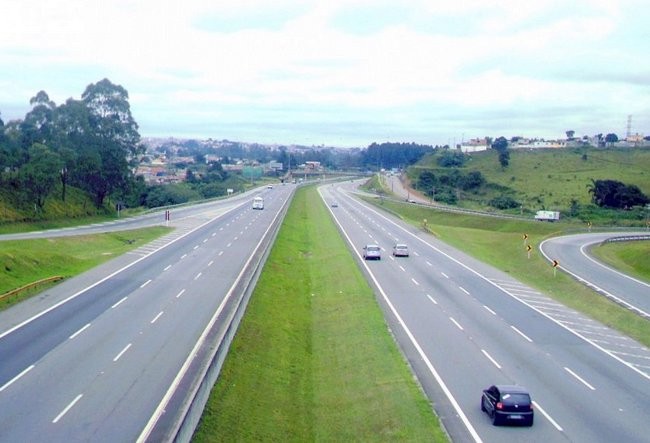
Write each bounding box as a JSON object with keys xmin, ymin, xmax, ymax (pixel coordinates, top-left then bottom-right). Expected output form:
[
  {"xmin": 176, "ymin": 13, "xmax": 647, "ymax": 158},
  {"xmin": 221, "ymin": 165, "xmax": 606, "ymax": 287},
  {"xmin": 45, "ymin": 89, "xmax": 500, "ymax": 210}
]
[
  {"xmin": 1, "ymin": 81, "xmax": 435, "ymax": 223},
  {"xmin": 0, "ymin": 79, "xmax": 147, "ymax": 220},
  {"xmin": 409, "ymin": 147, "xmax": 650, "ymax": 225},
  {"xmin": 360, "ymin": 142, "xmax": 434, "ymax": 170}
]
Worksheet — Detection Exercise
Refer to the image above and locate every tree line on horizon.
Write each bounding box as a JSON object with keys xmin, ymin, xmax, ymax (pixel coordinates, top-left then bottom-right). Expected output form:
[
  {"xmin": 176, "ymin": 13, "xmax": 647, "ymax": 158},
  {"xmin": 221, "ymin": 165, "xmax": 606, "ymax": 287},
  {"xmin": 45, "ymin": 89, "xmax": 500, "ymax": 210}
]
[{"xmin": 0, "ymin": 79, "xmax": 435, "ymax": 219}]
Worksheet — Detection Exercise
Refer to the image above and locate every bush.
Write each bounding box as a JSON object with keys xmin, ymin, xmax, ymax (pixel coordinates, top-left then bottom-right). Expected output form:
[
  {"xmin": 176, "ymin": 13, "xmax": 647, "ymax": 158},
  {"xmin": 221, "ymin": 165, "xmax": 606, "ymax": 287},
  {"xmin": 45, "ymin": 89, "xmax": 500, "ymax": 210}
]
[{"xmin": 489, "ymin": 195, "xmax": 520, "ymax": 209}]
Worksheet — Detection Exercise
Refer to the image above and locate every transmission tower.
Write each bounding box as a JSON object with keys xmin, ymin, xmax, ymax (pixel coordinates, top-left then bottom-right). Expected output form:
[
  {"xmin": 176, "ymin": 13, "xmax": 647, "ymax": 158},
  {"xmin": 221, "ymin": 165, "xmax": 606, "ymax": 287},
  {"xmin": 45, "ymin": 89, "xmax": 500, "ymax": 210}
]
[{"xmin": 626, "ymin": 114, "xmax": 632, "ymax": 138}]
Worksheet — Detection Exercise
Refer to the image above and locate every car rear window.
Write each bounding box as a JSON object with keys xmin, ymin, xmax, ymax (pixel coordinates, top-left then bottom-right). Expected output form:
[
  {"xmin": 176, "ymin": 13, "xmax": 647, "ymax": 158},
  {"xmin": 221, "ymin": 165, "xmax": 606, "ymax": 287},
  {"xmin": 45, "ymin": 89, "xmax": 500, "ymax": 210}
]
[
  {"xmin": 367, "ymin": 246, "xmax": 380, "ymax": 251},
  {"xmin": 501, "ymin": 393, "xmax": 530, "ymax": 405}
]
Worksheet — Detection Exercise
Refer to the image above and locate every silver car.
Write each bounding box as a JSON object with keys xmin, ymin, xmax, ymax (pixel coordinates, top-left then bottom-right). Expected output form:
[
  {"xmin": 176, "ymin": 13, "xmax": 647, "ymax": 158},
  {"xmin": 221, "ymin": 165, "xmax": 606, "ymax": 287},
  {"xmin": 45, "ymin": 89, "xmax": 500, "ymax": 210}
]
[
  {"xmin": 363, "ymin": 244, "xmax": 381, "ymax": 260},
  {"xmin": 392, "ymin": 244, "xmax": 409, "ymax": 257}
]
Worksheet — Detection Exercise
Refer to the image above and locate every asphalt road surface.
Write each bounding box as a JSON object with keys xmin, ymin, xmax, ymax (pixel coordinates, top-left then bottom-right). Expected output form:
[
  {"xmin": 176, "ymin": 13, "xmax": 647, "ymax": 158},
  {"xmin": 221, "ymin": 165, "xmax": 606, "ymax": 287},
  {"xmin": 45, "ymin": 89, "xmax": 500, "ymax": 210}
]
[
  {"xmin": 540, "ymin": 232, "xmax": 650, "ymax": 318},
  {"xmin": 0, "ymin": 184, "xmax": 294, "ymax": 442},
  {"xmin": 320, "ymin": 181, "xmax": 650, "ymax": 443}
]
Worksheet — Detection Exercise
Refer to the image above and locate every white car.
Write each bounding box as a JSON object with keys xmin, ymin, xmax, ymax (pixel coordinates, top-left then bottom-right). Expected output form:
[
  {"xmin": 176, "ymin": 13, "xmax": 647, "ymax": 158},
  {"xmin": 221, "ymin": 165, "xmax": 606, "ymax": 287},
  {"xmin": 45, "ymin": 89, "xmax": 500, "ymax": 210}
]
[{"xmin": 392, "ymin": 244, "xmax": 409, "ymax": 257}]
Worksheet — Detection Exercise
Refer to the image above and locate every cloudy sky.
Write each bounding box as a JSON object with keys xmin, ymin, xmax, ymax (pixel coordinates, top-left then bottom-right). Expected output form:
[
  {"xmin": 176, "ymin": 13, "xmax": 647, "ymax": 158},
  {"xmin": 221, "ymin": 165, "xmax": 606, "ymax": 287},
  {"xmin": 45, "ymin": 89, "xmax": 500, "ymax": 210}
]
[{"xmin": 1, "ymin": 0, "xmax": 648, "ymax": 147}]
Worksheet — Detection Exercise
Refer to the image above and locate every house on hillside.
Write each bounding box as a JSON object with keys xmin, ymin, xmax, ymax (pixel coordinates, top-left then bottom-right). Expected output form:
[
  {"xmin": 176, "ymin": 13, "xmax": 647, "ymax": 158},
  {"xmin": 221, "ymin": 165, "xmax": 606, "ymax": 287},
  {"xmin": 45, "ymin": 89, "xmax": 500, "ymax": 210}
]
[{"xmin": 460, "ymin": 138, "xmax": 489, "ymax": 152}]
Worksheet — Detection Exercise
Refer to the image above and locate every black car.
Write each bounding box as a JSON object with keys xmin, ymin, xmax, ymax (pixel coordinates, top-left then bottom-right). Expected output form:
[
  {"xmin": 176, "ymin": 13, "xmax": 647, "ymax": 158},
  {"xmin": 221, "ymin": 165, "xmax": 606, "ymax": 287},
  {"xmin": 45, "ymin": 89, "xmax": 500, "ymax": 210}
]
[{"xmin": 481, "ymin": 385, "xmax": 534, "ymax": 426}]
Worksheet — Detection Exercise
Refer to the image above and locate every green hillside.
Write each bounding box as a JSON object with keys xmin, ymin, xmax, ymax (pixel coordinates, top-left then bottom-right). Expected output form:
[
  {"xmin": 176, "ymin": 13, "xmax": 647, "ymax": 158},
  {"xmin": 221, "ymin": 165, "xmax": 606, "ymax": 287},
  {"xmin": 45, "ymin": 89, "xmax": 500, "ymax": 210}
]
[
  {"xmin": 410, "ymin": 147, "xmax": 650, "ymax": 222},
  {"xmin": 0, "ymin": 184, "xmax": 117, "ymax": 233}
]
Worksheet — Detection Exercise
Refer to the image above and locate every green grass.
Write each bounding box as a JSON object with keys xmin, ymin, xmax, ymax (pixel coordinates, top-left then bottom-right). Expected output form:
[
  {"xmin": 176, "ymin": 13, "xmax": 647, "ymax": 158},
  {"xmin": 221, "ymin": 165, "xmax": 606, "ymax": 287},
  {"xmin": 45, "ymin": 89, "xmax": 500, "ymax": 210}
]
[
  {"xmin": 590, "ymin": 241, "xmax": 650, "ymax": 284},
  {"xmin": 367, "ymin": 196, "xmax": 650, "ymax": 348},
  {"xmin": 0, "ymin": 227, "xmax": 172, "ymax": 309},
  {"xmin": 412, "ymin": 147, "xmax": 650, "ymax": 217},
  {"xmin": 192, "ymin": 186, "xmax": 447, "ymax": 442}
]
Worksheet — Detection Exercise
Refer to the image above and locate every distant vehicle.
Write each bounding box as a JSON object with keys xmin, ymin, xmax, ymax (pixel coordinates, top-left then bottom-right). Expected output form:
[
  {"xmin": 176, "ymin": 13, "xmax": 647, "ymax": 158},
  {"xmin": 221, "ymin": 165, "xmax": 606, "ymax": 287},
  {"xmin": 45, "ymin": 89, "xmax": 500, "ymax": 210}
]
[
  {"xmin": 481, "ymin": 385, "xmax": 534, "ymax": 426},
  {"xmin": 392, "ymin": 244, "xmax": 409, "ymax": 257},
  {"xmin": 362, "ymin": 244, "xmax": 381, "ymax": 260},
  {"xmin": 252, "ymin": 196, "xmax": 264, "ymax": 210},
  {"xmin": 331, "ymin": 202, "xmax": 338, "ymax": 208},
  {"xmin": 534, "ymin": 210, "xmax": 560, "ymax": 222},
  {"xmin": 267, "ymin": 184, "xmax": 273, "ymax": 189}
]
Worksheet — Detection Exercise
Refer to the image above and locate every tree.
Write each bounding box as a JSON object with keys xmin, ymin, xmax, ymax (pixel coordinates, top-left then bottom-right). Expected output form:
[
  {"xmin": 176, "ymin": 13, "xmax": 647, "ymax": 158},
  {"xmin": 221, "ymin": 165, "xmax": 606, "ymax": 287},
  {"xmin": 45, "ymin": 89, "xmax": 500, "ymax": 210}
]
[
  {"xmin": 460, "ymin": 171, "xmax": 485, "ymax": 190},
  {"xmin": 491, "ymin": 136, "xmax": 509, "ymax": 168},
  {"xmin": 20, "ymin": 91, "xmax": 56, "ymax": 149},
  {"xmin": 604, "ymin": 133, "xmax": 619, "ymax": 145},
  {"xmin": 19, "ymin": 143, "xmax": 62, "ymax": 210},
  {"xmin": 588, "ymin": 179, "xmax": 649, "ymax": 209},
  {"xmin": 79, "ymin": 79, "xmax": 143, "ymax": 207},
  {"xmin": 437, "ymin": 150, "xmax": 466, "ymax": 167},
  {"xmin": 566, "ymin": 130, "xmax": 575, "ymax": 140}
]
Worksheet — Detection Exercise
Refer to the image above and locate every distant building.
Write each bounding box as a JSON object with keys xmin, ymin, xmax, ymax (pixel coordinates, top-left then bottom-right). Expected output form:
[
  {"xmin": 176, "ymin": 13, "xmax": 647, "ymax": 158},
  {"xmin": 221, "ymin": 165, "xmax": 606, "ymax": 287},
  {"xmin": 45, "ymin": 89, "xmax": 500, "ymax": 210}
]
[
  {"xmin": 304, "ymin": 161, "xmax": 321, "ymax": 170},
  {"xmin": 460, "ymin": 138, "xmax": 489, "ymax": 152},
  {"xmin": 511, "ymin": 139, "xmax": 566, "ymax": 149}
]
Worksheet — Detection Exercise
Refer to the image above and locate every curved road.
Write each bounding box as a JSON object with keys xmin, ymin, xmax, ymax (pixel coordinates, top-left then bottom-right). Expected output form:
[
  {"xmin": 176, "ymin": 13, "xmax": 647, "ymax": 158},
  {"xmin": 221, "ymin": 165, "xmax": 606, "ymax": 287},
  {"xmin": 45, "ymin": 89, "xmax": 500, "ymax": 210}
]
[
  {"xmin": 540, "ymin": 232, "xmax": 650, "ymax": 318},
  {"xmin": 387, "ymin": 172, "xmax": 650, "ymax": 317}
]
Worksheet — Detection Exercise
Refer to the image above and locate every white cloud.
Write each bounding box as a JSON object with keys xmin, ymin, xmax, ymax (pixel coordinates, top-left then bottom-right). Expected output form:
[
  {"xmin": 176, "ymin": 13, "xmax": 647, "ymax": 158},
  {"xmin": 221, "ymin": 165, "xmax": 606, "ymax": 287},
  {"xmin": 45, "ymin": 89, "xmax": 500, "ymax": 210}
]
[{"xmin": 1, "ymin": 0, "xmax": 648, "ymax": 146}]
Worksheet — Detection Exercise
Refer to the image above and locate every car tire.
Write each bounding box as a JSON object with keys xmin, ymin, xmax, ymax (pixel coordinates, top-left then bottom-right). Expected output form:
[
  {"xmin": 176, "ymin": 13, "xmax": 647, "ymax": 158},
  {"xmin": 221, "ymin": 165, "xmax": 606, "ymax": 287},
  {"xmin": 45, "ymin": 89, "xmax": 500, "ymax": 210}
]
[
  {"xmin": 480, "ymin": 398, "xmax": 486, "ymax": 412},
  {"xmin": 492, "ymin": 411, "xmax": 501, "ymax": 426},
  {"xmin": 526, "ymin": 416, "xmax": 534, "ymax": 427}
]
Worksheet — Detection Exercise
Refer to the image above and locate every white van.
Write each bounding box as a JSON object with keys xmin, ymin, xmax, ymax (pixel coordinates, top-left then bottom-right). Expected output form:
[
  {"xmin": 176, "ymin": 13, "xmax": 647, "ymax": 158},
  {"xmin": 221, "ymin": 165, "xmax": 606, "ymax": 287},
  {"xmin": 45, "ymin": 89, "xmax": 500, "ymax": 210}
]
[{"xmin": 253, "ymin": 196, "xmax": 264, "ymax": 210}]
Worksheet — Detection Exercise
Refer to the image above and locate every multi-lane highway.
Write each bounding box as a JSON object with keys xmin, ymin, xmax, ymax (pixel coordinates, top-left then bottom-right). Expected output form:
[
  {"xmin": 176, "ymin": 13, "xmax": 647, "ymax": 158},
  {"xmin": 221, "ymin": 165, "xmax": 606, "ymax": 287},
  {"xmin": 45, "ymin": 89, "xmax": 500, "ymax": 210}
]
[
  {"xmin": 2, "ymin": 178, "xmax": 648, "ymax": 442},
  {"xmin": 320, "ymin": 181, "xmax": 650, "ymax": 443},
  {"xmin": 0, "ymin": 184, "xmax": 294, "ymax": 442}
]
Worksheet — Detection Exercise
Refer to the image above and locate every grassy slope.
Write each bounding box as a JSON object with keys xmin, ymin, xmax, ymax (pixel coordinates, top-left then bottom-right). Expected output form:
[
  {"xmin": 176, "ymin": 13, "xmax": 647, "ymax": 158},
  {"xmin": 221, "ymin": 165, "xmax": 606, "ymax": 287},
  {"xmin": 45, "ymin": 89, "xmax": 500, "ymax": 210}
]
[
  {"xmin": 0, "ymin": 185, "xmax": 114, "ymax": 230},
  {"xmin": 0, "ymin": 227, "xmax": 171, "ymax": 308},
  {"xmin": 413, "ymin": 147, "xmax": 650, "ymax": 211},
  {"xmin": 590, "ymin": 241, "xmax": 650, "ymax": 283},
  {"xmin": 192, "ymin": 186, "xmax": 446, "ymax": 442},
  {"xmin": 367, "ymin": 197, "xmax": 650, "ymax": 347}
]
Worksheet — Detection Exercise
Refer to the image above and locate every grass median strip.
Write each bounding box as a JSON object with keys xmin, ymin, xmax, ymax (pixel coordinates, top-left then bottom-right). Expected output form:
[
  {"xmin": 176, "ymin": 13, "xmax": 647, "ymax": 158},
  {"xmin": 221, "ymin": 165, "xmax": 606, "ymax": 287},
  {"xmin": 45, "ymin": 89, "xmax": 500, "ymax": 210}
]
[{"xmin": 192, "ymin": 186, "xmax": 446, "ymax": 442}]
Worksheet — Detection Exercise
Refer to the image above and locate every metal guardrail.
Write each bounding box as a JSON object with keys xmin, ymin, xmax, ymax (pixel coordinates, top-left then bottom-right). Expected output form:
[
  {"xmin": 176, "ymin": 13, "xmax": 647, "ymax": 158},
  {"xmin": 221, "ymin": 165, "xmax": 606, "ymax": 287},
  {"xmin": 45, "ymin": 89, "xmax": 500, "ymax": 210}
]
[{"xmin": 602, "ymin": 235, "xmax": 650, "ymax": 244}]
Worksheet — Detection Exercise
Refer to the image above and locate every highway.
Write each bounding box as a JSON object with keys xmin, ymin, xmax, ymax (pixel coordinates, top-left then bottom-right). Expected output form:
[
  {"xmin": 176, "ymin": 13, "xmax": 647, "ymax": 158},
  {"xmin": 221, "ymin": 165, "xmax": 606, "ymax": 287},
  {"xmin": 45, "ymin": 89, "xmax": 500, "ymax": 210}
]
[
  {"xmin": 0, "ymin": 184, "xmax": 294, "ymax": 442},
  {"xmin": 320, "ymin": 181, "xmax": 650, "ymax": 443},
  {"xmin": 540, "ymin": 232, "xmax": 650, "ymax": 318}
]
